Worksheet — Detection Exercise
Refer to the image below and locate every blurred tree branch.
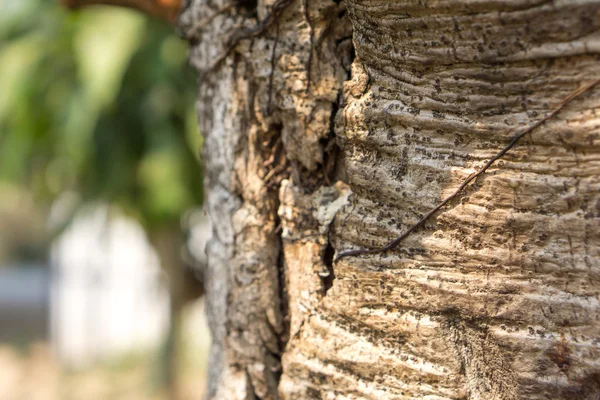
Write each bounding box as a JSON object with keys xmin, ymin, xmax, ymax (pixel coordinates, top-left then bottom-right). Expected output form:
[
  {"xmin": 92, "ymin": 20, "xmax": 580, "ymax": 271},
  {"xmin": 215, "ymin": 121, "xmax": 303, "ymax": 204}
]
[{"xmin": 60, "ymin": 0, "xmax": 182, "ymax": 23}]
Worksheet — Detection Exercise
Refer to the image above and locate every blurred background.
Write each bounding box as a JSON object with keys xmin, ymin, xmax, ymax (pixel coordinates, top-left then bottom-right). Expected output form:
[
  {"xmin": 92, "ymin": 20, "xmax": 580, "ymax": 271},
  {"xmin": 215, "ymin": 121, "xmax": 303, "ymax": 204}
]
[{"xmin": 0, "ymin": 0, "xmax": 210, "ymax": 399}]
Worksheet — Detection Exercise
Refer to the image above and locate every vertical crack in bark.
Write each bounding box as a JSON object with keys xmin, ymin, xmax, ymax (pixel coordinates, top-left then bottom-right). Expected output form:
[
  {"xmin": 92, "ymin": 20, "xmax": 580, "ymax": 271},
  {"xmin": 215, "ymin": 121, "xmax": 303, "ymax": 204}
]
[
  {"xmin": 302, "ymin": 0, "xmax": 314, "ymax": 94},
  {"xmin": 314, "ymin": 32, "xmax": 354, "ymax": 294},
  {"xmin": 270, "ymin": 135, "xmax": 290, "ymax": 369},
  {"xmin": 319, "ymin": 241, "xmax": 335, "ymax": 295},
  {"xmin": 266, "ymin": 23, "xmax": 280, "ymax": 116},
  {"xmin": 275, "ymin": 215, "xmax": 290, "ymax": 350},
  {"xmin": 259, "ymin": 120, "xmax": 289, "ymax": 399}
]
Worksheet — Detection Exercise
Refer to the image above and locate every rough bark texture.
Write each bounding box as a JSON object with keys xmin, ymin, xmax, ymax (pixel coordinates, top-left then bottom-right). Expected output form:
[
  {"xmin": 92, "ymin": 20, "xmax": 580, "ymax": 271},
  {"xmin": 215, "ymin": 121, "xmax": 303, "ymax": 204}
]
[{"xmin": 180, "ymin": 0, "xmax": 600, "ymax": 398}]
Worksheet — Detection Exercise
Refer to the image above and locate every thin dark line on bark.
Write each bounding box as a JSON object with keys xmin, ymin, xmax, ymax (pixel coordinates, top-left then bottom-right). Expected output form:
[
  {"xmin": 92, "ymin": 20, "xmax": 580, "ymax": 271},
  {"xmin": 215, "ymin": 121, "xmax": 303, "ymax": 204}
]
[
  {"xmin": 335, "ymin": 78, "xmax": 600, "ymax": 261},
  {"xmin": 267, "ymin": 22, "xmax": 280, "ymax": 115},
  {"xmin": 303, "ymin": 0, "xmax": 314, "ymax": 93},
  {"xmin": 202, "ymin": 0, "xmax": 293, "ymax": 73}
]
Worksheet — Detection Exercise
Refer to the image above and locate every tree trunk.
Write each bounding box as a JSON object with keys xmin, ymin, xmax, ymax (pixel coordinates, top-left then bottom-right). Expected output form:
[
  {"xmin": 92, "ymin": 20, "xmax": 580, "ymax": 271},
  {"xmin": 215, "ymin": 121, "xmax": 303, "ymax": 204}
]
[
  {"xmin": 179, "ymin": 0, "xmax": 600, "ymax": 398},
  {"xmin": 151, "ymin": 224, "xmax": 205, "ymax": 400}
]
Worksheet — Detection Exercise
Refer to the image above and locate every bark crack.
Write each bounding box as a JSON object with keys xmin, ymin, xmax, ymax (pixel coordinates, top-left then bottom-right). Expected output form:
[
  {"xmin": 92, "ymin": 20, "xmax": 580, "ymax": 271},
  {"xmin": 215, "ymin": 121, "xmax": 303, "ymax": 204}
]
[
  {"xmin": 302, "ymin": 0, "xmax": 314, "ymax": 94},
  {"xmin": 319, "ymin": 241, "xmax": 335, "ymax": 295},
  {"xmin": 266, "ymin": 23, "xmax": 280, "ymax": 116}
]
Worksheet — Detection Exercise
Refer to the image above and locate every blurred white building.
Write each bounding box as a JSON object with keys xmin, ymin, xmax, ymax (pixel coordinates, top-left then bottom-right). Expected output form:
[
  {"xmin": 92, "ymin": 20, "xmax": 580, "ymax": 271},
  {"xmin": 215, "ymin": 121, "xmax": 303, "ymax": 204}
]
[{"xmin": 49, "ymin": 205, "xmax": 170, "ymax": 367}]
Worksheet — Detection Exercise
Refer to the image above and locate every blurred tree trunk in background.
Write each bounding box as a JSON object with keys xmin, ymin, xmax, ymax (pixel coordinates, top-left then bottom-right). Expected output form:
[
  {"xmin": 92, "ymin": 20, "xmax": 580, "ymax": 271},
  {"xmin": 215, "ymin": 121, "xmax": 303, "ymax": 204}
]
[
  {"xmin": 150, "ymin": 225, "xmax": 186, "ymax": 400},
  {"xmin": 179, "ymin": 0, "xmax": 600, "ymax": 399},
  {"xmin": 151, "ymin": 224, "xmax": 205, "ymax": 400}
]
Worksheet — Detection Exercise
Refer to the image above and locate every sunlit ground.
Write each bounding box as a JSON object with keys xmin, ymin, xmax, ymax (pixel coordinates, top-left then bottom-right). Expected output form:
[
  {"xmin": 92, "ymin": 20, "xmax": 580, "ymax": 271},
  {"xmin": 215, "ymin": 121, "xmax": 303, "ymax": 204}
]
[{"xmin": 0, "ymin": 300, "xmax": 210, "ymax": 400}]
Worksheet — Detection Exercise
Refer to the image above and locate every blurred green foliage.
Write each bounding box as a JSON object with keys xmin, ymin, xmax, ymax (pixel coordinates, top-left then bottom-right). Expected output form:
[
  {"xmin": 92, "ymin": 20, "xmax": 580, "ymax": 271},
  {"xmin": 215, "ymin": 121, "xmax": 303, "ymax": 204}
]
[{"xmin": 0, "ymin": 0, "xmax": 202, "ymax": 230}]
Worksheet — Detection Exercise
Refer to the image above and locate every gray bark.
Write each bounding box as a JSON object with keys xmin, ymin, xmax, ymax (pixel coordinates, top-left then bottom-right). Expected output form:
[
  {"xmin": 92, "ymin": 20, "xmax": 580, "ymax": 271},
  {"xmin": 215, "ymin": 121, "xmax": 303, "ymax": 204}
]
[{"xmin": 179, "ymin": 0, "xmax": 600, "ymax": 398}]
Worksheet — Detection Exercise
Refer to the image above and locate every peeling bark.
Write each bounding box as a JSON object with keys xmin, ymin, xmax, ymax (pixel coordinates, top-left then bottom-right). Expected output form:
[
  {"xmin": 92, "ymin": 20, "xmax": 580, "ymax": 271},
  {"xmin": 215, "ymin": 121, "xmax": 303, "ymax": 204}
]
[
  {"xmin": 179, "ymin": 0, "xmax": 351, "ymax": 397},
  {"xmin": 180, "ymin": 0, "xmax": 600, "ymax": 398}
]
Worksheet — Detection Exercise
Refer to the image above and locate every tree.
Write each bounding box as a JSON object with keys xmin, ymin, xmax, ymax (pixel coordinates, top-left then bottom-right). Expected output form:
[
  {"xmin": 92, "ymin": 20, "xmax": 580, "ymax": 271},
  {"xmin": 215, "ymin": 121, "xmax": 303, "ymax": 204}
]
[
  {"xmin": 176, "ymin": 0, "xmax": 600, "ymax": 399},
  {"xmin": 41, "ymin": 0, "xmax": 600, "ymax": 397}
]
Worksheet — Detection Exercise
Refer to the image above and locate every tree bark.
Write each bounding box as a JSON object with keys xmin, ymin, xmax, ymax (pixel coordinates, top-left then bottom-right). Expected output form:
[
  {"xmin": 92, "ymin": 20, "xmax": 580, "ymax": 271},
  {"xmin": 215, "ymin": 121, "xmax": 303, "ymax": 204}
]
[{"xmin": 179, "ymin": 0, "xmax": 600, "ymax": 398}]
